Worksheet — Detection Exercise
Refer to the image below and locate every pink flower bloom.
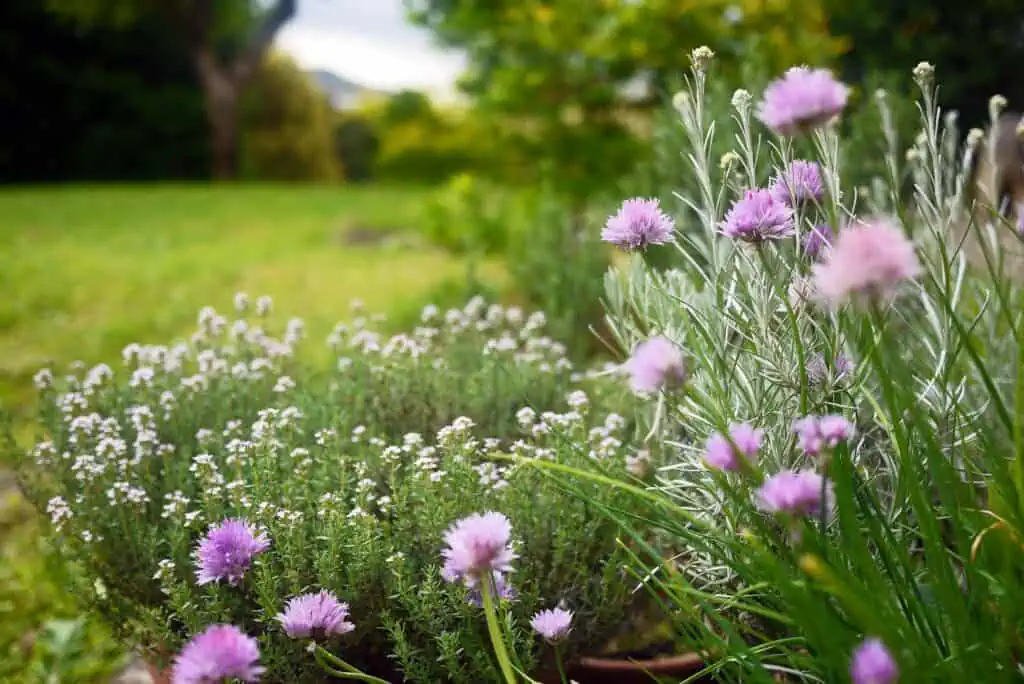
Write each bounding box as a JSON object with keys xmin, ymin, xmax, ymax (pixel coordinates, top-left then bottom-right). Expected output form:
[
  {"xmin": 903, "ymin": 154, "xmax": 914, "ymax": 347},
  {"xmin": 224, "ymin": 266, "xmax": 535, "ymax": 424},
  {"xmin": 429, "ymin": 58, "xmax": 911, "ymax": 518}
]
[
  {"xmin": 704, "ymin": 422, "xmax": 763, "ymax": 472},
  {"xmin": 467, "ymin": 572, "xmax": 516, "ymax": 607},
  {"xmin": 276, "ymin": 590, "xmax": 355, "ymax": 640},
  {"xmin": 195, "ymin": 519, "xmax": 269, "ymax": 586},
  {"xmin": 793, "ymin": 414, "xmax": 855, "ymax": 457},
  {"xmin": 623, "ymin": 337, "xmax": 687, "ymax": 394},
  {"xmin": 602, "ymin": 198, "xmax": 675, "ymax": 249},
  {"xmin": 172, "ymin": 624, "xmax": 263, "ymax": 684},
  {"xmin": 812, "ymin": 218, "xmax": 921, "ymax": 307},
  {"xmin": 819, "ymin": 415, "xmax": 856, "ymax": 445},
  {"xmin": 806, "ymin": 352, "xmax": 853, "ymax": 385},
  {"xmin": 757, "ymin": 469, "xmax": 832, "ymax": 517},
  {"xmin": 530, "ymin": 607, "xmax": 573, "ymax": 643},
  {"xmin": 757, "ymin": 66, "xmax": 849, "ymax": 135},
  {"xmin": 441, "ymin": 512, "xmax": 516, "ymax": 583},
  {"xmin": 802, "ymin": 224, "xmax": 834, "ymax": 260},
  {"xmin": 850, "ymin": 638, "xmax": 898, "ymax": 684},
  {"xmin": 720, "ymin": 189, "xmax": 795, "ymax": 242},
  {"xmin": 770, "ymin": 160, "xmax": 824, "ymax": 206}
]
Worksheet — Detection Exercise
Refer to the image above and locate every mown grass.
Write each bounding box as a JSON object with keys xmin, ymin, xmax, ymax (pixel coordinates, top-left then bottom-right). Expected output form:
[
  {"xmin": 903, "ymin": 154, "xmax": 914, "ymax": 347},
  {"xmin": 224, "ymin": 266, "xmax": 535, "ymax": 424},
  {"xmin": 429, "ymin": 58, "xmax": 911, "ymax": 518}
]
[
  {"xmin": 0, "ymin": 183, "xmax": 504, "ymax": 438},
  {"xmin": 0, "ymin": 182, "xmax": 505, "ymax": 680}
]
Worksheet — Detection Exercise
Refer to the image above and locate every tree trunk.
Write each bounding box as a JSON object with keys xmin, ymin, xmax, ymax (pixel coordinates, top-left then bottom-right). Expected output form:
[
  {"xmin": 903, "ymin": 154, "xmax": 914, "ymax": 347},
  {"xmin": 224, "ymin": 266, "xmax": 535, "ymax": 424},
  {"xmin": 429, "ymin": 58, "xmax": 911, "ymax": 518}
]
[
  {"xmin": 171, "ymin": 0, "xmax": 297, "ymax": 180},
  {"xmin": 196, "ymin": 60, "xmax": 240, "ymax": 180}
]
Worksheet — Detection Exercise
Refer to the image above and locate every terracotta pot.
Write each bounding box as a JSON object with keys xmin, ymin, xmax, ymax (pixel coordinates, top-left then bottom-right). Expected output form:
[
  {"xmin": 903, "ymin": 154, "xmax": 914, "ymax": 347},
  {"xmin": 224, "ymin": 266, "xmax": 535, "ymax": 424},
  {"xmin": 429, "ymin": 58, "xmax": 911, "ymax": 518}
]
[
  {"xmin": 149, "ymin": 651, "xmax": 708, "ymax": 683},
  {"xmin": 554, "ymin": 651, "xmax": 709, "ymax": 684},
  {"xmin": 147, "ymin": 661, "xmax": 171, "ymax": 684}
]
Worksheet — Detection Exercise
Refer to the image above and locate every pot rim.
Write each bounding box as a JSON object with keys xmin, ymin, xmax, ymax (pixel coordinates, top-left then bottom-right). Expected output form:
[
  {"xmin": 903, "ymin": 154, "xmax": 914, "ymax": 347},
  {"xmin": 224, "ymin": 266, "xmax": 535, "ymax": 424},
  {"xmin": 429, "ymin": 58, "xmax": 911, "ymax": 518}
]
[{"xmin": 575, "ymin": 650, "xmax": 705, "ymax": 673}]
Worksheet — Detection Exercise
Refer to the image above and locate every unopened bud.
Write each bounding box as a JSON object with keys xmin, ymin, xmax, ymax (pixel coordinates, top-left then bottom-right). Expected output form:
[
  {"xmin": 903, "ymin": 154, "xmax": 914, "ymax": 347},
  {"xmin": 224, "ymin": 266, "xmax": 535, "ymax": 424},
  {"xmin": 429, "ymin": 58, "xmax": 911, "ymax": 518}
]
[
  {"xmin": 731, "ymin": 88, "xmax": 752, "ymax": 113},
  {"xmin": 966, "ymin": 128, "xmax": 984, "ymax": 148},
  {"xmin": 690, "ymin": 45, "xmax": 715, "ymax": 71},
  {"xmin": 719, "ymin": 151, "xmax": 741, "ymax": 170},
  {"xmin": 912, "ymin": 61, "xmax": 935, "ymax": 87},
  {"xmin": 671, "ymin": 91, "xmax": 689, "ymax": 114},
  {"xmin": 799, "ymin": 553, "xmax": 826, "ymax": 579},
  {"xmin": 989, "ymin": 94, "xmax": 1008, "ymax": 123}
]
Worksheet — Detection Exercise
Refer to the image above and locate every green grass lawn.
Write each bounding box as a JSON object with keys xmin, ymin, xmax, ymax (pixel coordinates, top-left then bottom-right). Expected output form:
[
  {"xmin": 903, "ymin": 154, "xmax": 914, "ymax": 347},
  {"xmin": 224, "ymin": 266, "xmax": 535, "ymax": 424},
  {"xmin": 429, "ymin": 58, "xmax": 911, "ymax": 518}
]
[{"xmin": 0, "ymin": 183, "xmax": 503, "ymax": 435}]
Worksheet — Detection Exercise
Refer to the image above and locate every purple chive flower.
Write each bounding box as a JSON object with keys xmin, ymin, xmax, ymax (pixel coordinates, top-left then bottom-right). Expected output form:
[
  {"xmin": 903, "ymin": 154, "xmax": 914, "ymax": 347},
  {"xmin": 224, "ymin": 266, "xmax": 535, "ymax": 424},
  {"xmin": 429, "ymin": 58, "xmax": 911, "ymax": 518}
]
[
  {"xmin": 757, "ymin": 66, "xmax": 850, "ymax": 136},
  {"xmin": 850, "ymin": 638, "xmax": 898, "ymax": 684},
  {"xmin": 195, "ymin": 519, "xmax": 269, "ymax": 586},
  {"xmin": 720, "ymin": 189, "xmax": 795, "ymax": 242},
  {"xmin": 441, "ymin": 512, "xmax": 516, "ymax": 584},
  {"xmin": 806, "ymin": 352, "xmax": 854, "ymax": 384},
  {"xmin": 468, "ymin": 572, "xmax": 517, "ymax": 607},
  {"xmin": 530, "ymin": 607, "xmax": 574, "ymax": 644},
  {"xmin": 276, "ymin": 590, "xmax": 355, "ymax": 640},
  {"xmin": 757, "ymin": 469, "xmax": 832, "ymax": 517},
  {"xmin": 704, "ymin": 422, "xmax": 764, "ymax": 472},
  {"xmin": 770, "ymin": 160, "xmax": 824, "ymax": 206},
  {"xmin": 602, "ymin": 198, "xmax": 675, "ymax": 250},
  {"xmin": 172, "ymin": 624, "xmax": 263, "ymax": 684},
  {"xmin": 793, "ymin": 414, "xmax": 855, "ymax": 457},
  {"xmin": 812, "ymin": 218, "xmax": 921, "ymax": 307},
  {"xmin": 623, "ymin": 336, "xmax": 687, "ymax": 395},
  {"xmin": 803, "ymin": 224, "xmax": 834, "ymax": 260}
]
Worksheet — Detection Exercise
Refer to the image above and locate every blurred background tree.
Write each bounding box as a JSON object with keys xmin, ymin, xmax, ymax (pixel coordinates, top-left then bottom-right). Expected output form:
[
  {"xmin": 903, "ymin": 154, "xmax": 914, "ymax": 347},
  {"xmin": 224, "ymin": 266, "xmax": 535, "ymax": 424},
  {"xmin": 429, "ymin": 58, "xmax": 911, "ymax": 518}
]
[
  {"xmin": 825, "ymin": 0, "xmax": 1024, "ymax": 129},
  {"xmin": 240, "ymin": 52, "xmax": 341, "ymax": 182},
  {"xmin": 406, "ymin": 0, "xmax": 847, "ymax": 197},
  {"xmin": 44, "ymin": 0, "xmax": 297, "ymax": 179},
  {"xmin": 2, "ymin": 0, "xmax": 1022, "ymax": 187},
  {"xmin": 0, "ymin": 0, "xmax": 209, "ymax": 182}
]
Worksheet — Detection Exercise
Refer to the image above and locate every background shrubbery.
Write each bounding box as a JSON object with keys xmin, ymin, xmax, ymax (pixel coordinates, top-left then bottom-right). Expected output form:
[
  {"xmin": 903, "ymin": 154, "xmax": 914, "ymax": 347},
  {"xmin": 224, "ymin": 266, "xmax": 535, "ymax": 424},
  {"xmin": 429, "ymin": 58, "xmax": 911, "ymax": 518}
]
[{"xmin": 240, "ymin": 53, "xmax": 341, "ymax": 182}]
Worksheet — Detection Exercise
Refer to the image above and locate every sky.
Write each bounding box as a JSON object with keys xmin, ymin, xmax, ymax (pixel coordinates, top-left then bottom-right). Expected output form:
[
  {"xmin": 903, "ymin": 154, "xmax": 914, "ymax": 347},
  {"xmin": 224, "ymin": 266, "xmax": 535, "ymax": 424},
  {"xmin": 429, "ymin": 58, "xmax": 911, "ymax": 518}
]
[{"xmin": 274, "ymin": 0, "xmax": 467, "ymax": 99}]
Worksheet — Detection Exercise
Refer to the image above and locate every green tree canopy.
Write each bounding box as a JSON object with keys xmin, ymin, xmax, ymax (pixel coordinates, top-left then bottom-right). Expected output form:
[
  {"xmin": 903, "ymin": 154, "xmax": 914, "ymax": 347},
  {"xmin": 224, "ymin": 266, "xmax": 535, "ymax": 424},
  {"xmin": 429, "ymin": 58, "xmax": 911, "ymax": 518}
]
[
  {"xmin": 407, "ymin": 0, "xmax": 846, "ymax": 194},
  {"xmin": 46, "ymin": 0, "xmax": 297, "ymax": 178},
  {"xmin": 825, "ymin": 0, "xmax": 1024, "ymax": 126}
]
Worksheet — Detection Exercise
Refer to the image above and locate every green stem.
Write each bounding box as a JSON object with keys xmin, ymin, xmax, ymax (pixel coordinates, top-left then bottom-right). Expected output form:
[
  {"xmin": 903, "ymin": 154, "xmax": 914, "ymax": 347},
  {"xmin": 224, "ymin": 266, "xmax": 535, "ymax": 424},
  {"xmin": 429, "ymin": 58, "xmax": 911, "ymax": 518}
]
[
  {"xmin": 756, "ymin": 247, "xmax": 808, "ymax": 414},
  {"xmin": 554, "ymin": 645, "xmax": 568, "ymax": 684},
  {"xmin": 481, "ymin": 574, "xmax": 519, "ymax": 684},
  {"xmin": 313, "ymin": 645, "xmax": 392, "ymax": 684}
]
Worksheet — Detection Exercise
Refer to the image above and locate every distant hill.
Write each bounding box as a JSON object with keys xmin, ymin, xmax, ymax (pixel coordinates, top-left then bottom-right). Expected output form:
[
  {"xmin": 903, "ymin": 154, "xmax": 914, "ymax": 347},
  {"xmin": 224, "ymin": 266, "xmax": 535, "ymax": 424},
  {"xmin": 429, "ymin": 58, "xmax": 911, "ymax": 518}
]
[{"xmin": 306, "ymin": 69, "xmax": 385, "ymax": 111}]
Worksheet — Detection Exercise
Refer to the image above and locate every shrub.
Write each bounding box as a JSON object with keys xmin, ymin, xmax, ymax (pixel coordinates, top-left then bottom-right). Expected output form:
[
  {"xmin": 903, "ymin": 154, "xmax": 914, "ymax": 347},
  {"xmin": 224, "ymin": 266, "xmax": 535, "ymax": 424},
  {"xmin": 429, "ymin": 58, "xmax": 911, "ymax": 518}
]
[
  {"xmin": 240, "ymin": 52, "xmax": 341, "ymax": 182},
  {"xmin": 16, "ymin": 296, "xmax": 663, "ymax": 683},
  {"xmin": 421, "ymin": 173, "xmax": 515, "ymax": 256},
  {"xmin": 548, "ymin": 50, "xmax": 1024, "ymax": 682},
  {"xmin": 506, "ymin": 180, "xmax": 613, "ymax": 360},
  {"xmin": 333, "ymin": 115, "xmax": 379, "ymax": 183}
]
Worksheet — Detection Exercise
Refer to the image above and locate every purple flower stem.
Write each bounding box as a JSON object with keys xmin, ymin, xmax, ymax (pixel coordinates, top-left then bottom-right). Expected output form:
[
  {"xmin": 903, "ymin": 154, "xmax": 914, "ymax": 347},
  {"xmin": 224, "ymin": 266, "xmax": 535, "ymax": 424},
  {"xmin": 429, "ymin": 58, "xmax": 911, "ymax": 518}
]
[
  {"xmin": 554, "ymin": 645, "xmax": 569, "ymax": 684},
  {"xmin": 818, "ymin": 467, "xmax": 830, "ymax": 539},
  {"xmin": 313, "ymin": 645, "xmax": 391, "ymax": 684},
  {"xmin": 481, "ymin": 573, "xmax": 518, "ymax": 684}
]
